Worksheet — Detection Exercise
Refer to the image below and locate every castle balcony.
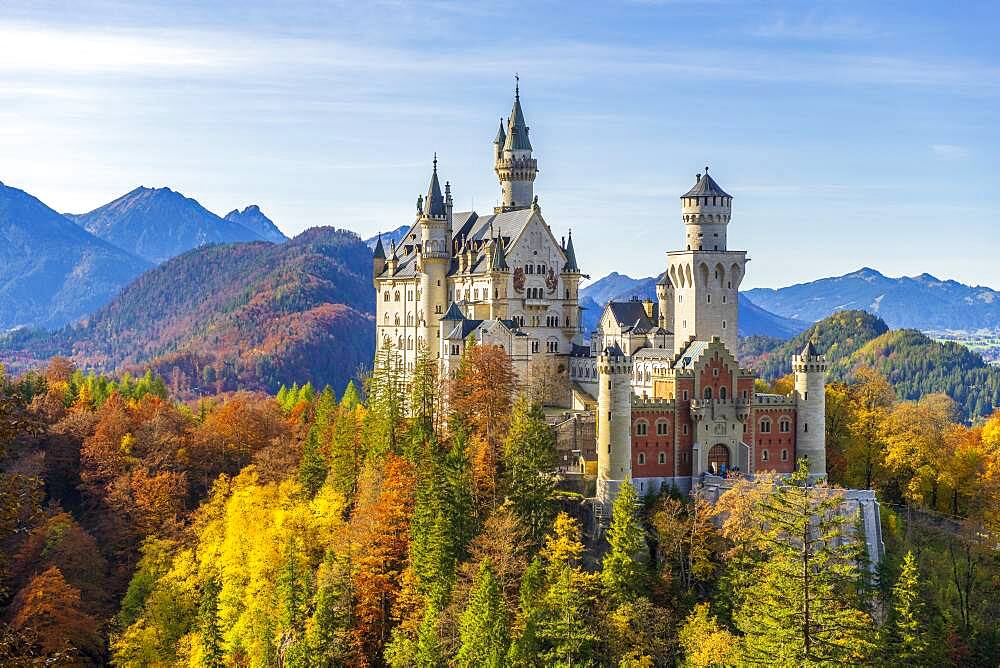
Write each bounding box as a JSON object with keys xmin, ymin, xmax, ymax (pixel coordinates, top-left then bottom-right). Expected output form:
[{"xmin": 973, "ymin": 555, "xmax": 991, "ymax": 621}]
[
  {"xmin": 524, "ymin": 297, "xmax": 552, "ymax": 308},
  {"xmin": 690, "ymin": 398, "xmax": 751, "ymax": 422}
]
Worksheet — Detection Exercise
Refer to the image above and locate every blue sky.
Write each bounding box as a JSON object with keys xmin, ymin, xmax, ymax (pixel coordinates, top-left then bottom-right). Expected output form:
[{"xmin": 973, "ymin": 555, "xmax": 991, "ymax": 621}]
[{"xmin": 1, "ymin": 1, "xmax": 998, "ymax": 289}]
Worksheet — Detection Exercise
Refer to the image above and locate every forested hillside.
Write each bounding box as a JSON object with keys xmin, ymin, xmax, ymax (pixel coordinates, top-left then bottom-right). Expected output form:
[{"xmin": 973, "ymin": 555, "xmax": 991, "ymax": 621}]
[
  {"xmin": 1, "ymin": 348, "xmax": 997, "ymax": 665},
  {"xmin": 742, "ymin": 310, "xmax": 1000, "ymax": 419},
  {"xmin": 0, "ymin": 228, "xmax": 374, "ymax": 396}
]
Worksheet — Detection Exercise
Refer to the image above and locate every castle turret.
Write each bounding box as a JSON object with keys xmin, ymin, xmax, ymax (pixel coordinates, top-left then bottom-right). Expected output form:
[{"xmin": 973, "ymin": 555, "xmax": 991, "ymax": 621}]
[
  {"xmin": 596, "ymin": 343, "xmax": 632, "ymax": 507},
  {"xmin": 667, "ymin": 168, "xmax": 746, "ymax": 354},
  {"xmin": 793, "ymin": 340, "xmax": 828, "ymax": 480},
  {"xmin": 655, "ymin": 273, "xmax": 673, "ymax": 329},
  {"xmin": 417, "ymin": 156, "xmax": 452, "ymax": 359},
  {"xmin": 561, "ymin": 230, "xmax": 581, "ymax": 333},
  {"xmin": 372, "ymin": 234, "xmax": 386, "ymax": 287},
  {"xmin": 494, "ymin": 78, "xmax": 538, "ymax": 212}
]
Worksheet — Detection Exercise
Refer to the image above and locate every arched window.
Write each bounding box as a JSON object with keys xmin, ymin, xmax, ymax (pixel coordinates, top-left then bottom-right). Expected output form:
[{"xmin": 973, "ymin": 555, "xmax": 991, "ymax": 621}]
[
  {"xmin": 760, "ymin": 417, "xmax": 772, "ymax": 433},
  {"xmin": 704, "ymin": 387, "xmax": 712, "ymax": 400},
  {"xmin": 780, "ymin": 449, "xmax": 789, "ymax": 462},
  {"xmin": 719, "ymin": 386, "xmax": 727, "ymax": 400},
  {"xmin": 658, "ymin": 452, "xmax": 666, "ymax": 465},
  {"xmin": 779, "ymin": 419, "xmax": 790, "ymax": 433},
  {"xmin": 394, "ymin": 291, "xmax": 401, "ymax": 302},
  {"xmin": 761, "ymin": 449, "xmax": 769, "ymax": 461},
  {"xmin": 638, "ymin": 453, "xmax": 646, "ymax": 465},
  {"xmin": 656, "ymin": 420, "xmax": 668, "ymax": 436},
  {"xmin": 635, "ymin": 421, "xmax": 648, "ymax": 436},
  {"xmin": 383, "ymin": 291, "xmax": 390, "ymax": 301}
]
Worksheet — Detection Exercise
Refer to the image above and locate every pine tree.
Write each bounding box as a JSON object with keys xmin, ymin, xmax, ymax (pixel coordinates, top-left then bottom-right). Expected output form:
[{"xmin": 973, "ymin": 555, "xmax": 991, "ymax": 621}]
[
  {"xmin": 306, "ymin": 550, "xmax": 354, "ymax": 666},
  {"xmin": 364, "ymin": 340, "xmax": 406, "ymax": 456},
  {"xmin": 298, "ymin": 427, "xmax": 328, "ymax": 496},
  {"xmin": 885, "ymin": 551, "xmax": 929, "ymax": 665},
  {"xmin": 735, "ymin": 460, "xmax": 877, "ymax": 665},
  {"xmin": 456, "ymin": 560, "xmax": 510, "ymax": 668},
  {"xmin": 503, "ymin": 396, "xmax": 557, "ymax": 546},
  {"xmin": 197, "ymin": 574, "xmax": 223, "ymax": 667},
  {"xmin": 601, "ymin": 479, "xmax": 647, "ymax": 602},
  {"xmin": 340, "ymin": 380, "xmax": 361, "ymax": 410},
  {"xmin": 507, "ymin": 556, "xmax": 544, "ymax": 666}
]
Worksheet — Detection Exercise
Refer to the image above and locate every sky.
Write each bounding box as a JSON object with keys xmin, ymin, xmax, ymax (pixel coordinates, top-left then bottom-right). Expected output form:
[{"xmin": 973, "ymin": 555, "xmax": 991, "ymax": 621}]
[{"xmin": 1, "ymin": 0, "xmax": 998, "ymax": 290}]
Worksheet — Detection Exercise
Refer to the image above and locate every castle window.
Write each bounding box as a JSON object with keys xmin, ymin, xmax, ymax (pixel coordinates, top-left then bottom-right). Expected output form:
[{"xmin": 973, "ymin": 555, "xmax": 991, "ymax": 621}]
[
  {"xmin": 720, "ymin": 387, "xmax": 727, "ymax": 400},
  {"xmin": 804, "ymin": 423, "xmax": 809, "ymax": 433},
  {"xmin": 743, "ymin": 390, "xmax": 748, "ymax": 400},
  {"xmin": 760, "ymin": 418, "xmax": 772, "ymax": 433},
  {"xmin": 762, "ymin": 449, "xmax": 769, "ymax": 461},
  {"xmin": 804, "ymin": 391, "xmax": 809, "ymax": 401},
  {"xmin": 722, "ymin": 321, "xmax": 727, "ymax": 329},
  {"xmin": 383, "ymin": 292, "xmax": 390, "ymax": 301},
  {"xmin": 713, "ymin": 368, "xmax": 719, "ymax": 377},
  {"xmin": 781, "ymin": 449, "xmax": 789, "ymax": 462},
  {"xmin": 636, "ymin": 421, "xmax": 648, "ymax": 436},
  {"xmin": 395, "ymin": 291, "xmax": 401, "ymax": 302},
  {"xmin": 707, "ymin": 294, "xmax": 711, "ymax": 303},
  {"xmin": 658, "ymin": 452, "xmax": 666, "ymax": 464},
  {"xmin": 435, "ymin": 305, "xmax": 442, "ymax": 314},
  {"xmin": 656, "ymin": 420, "xmax": 668, "ymax": 435},
  {"xmin": 683, "ymin": 424, "xmax": 689, "ymax": 435},
  {"xmin": 683, "ymin": 390, "xmax": 689, "ymax": 400},
  {"xmin": 704, "ymin": 387, "xmax": 712, "ymax": 400},
  {"xmin": 638, "ymin": 453, "xmax": 646, "ymax": 465},
  {"xmin": 779, "ymin": 419, "xmax": 790, "ymax": 433}
]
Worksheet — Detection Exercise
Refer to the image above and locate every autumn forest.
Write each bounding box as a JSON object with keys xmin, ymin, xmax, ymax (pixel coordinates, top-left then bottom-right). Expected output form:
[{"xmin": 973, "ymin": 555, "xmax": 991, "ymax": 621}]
[{"xmin": 1, "ymin": 343, "xmax": 998, "ymax": 666}]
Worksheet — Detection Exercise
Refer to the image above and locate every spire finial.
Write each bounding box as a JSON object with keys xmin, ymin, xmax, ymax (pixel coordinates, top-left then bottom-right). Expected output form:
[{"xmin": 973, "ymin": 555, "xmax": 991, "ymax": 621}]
[
  {"xmin": 433, "ymin": 152, "xmax": 438, "ymax": 172},
  {"xmin": 705, "ymin": 165, "xmax": 709, "ymax": 174},
  {"xmin": 515, "ymin": 73, "xmax": 519, "ymax": 98}
]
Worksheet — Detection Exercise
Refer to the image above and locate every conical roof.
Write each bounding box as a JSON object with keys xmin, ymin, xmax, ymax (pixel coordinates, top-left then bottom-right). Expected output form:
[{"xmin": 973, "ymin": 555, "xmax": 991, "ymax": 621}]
[
  {"xmin": 682, "ymin": 168, "xmax": 731, "ymax": 198},
  {"xmin": 503, "ymin": 83, "xmax": 532, "ymax": 151},
  {"xmin": 562, "ymin": 231, "xmax": 580, "ymax": 272},
  {"xmin": 493, "ymin": 118, "xmax": 506, "ymax": 145},
  {"xmin": 490, "ymin": 235, "xmax": 509, "ymax": 271},
  {"xmin": 801, "ymin": 340, "xmax": 818, "ymax": 357},
  {"xmin": 423, "ymin": 155, "xmax": 446, "ymax": 217},
  {"xmin": 656, "ymin": 271, "xmax": 672, "ymax": 287},
  {"xmin": 441, "ymin": 301, "xmax": 466, "ymax": 321},
  {"xmin": 372, "ymin": 234, "xmax": 386, "ymax": 259}
]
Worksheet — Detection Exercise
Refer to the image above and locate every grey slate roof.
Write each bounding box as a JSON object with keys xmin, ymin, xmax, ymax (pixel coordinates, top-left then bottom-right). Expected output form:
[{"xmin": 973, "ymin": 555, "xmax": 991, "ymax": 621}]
[
  {"xmin": 490, "ymin": 237, "xmax": 509, "ymax": 271},
  {"xmin": 674, "ymin": 340, "xmax": 710, "ymax": 369},
  {"xmin": 493, "ymin": 119, "xmax": 506, "ymax": 145},
  {"xmin": 632, "ymin": 347, "xmax": 673, "ymax": 360},
  {"xmin": 682, "ymin": 171, "xmax": 731, "ymax": 198},
  {"xmin": 607, "ymin": 301, "xmax": 655, "ymax": 332},
  {"xmin": 801, "ymin": 340, "xmax": 818, "ymax": 357},
  {"xmin": 372, "ymin": 235, "xmax": 385, "ymax": 259},
  {"xmin": 423, "ymin": 158, "xmax": 446, "ymax": 217},
  {"xmin": 656, "ymin": 272, "xmax": 672, "ymax": 287}
]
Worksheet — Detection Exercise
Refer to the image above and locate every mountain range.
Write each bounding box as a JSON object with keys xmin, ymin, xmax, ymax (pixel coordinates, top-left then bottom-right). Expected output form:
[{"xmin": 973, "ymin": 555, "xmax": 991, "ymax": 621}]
[
  {"xmin": 579, "ymin": 272, "xmax": 809, "ymax": 339},
  {"xmin": 225, "ymin": 205, "xmax": 288, "ymax": 244},
  {"xmin": 66, "ymin": 186, "xmax": 276, "ymax": 264},
  {"xmin": 365, "ymin": 225, "xmax": 408, "ymax": 251},
  {"xmin": 745, "ymin": 267, "xmax": 1000, "ymax": 333},
  {"xmin": 0, "ymin": 181, "xmax": 152, "ymax": 330},
  {"xmin": 0, "ymin": 227, "xmax": 372, "ymax": 395}
]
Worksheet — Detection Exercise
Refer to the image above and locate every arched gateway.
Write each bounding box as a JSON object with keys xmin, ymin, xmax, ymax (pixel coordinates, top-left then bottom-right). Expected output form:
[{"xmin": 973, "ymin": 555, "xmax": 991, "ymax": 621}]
[{"xmin": 708, "ymin": 444, "xmax": 730, "ymax": 475}]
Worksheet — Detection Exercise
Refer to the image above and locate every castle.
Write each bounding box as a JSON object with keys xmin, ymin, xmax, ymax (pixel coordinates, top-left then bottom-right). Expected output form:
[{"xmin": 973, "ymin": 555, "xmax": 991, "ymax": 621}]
[
  {"xmin": 372, "ymin": 82, "xmax": 582, "ymax": 391},
  {"xmin": 373, "ymin": 86, "xmax": 827, "ymax": 501}
]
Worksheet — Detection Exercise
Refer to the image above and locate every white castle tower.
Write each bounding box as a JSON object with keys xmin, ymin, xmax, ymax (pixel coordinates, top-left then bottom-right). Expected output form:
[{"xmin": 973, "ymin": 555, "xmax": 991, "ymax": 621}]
[
  {"xmin": 667, "ymin": 168, "xmax": 746, "ymax": 354},
  {"xmin": 793, "ymin": 341, "xmax": 828, "ymax": 480},
  {"xmin": 596, "ymin": 343, "xmax": 632, "ymax": 507},
  {"xmin": 493, "ymin": 78, "xmax": 538, "ymax": 213},
  {"xmin": 416, "ymin": 156, "xmax": 453, "ymax": 358}
]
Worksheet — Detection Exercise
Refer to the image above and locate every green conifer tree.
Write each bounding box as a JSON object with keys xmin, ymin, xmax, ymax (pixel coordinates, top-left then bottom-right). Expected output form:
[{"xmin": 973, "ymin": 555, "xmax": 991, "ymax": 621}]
[
  {"xmin": 502, "ymin": 396, "xmax": 557, "ymax": 546},
  {"xmin": 885, "ymin": 551, "xmax": 929, "ymax": 665},
  {"xmin": 197, "ymin": 574, "xmax": 223, "ymax": 667},
  {"xmin": 735, "ymin": 460, "xmax": 877, "ymax": 665},
  {"xmin": 456, "ymin": 560, "xmax": 510, "ymax": 668},
  {"xmin": 507, "ymin": 556, "xmax": 545, "ymax": 666},
  {"xmin": 601, "ymin": 479, "xmax": 647, "ymax": 602},
  {"xmin": 298, "ymin": 427, "xmax": 328, "ymax": 497}
]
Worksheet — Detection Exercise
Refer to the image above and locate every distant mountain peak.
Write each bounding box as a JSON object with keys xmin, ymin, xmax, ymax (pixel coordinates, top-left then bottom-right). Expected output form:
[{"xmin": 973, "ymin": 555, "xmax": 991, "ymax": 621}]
[
  {"xmin": 67, "ymin": 186, "xmax": 269, "ymax": 264},
  {"xmin": 224, "ymin": 205, "xmax": 287, "ymax": 243}
]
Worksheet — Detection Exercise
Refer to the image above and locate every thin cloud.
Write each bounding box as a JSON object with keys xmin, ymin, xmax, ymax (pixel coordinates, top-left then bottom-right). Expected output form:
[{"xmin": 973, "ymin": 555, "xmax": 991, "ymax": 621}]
[{"xmin": 931, "ymin": 144, "xmax": 970, "ymax": 160}]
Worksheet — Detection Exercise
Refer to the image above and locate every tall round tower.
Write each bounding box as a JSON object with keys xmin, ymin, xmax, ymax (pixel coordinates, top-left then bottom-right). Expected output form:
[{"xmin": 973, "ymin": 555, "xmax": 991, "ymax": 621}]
[
  {"xmin": 655, "ymin": 273, "xmax": 674, "ymax": 329},
  {"xmin": 417, "ymin": 156, "xmax": 453, "ymax": 360},
  {"xmin": 680, "ymin": 168, "xmax": 733, "ymax": 252},
  {"xmin": 494, "ymin": 78, "xmax": 538, "ymax": 212},
  {"xmin": 597, "ymin": 343, "xmax": 632, "ymax": 506},
  {"xmin": 793, "ymin": 341, "xmax": 828, "ymax": 480}
]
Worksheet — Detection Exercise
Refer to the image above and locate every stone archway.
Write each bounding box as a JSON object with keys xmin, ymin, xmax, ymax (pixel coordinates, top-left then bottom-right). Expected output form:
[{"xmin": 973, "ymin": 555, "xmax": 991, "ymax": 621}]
[{"xmin": 708, "ymin": 444, "xmax": 730, "ymax": 475}]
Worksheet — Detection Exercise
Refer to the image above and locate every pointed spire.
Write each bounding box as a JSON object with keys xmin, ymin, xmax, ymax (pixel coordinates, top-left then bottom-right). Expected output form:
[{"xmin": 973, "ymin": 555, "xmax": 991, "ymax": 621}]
[
  {"xmin": 504, "ymin": 75, "xmax": 532, "ymax": 151},
  {"xmin": 490, "ymin": 233, "xmax": 509, "ymax": 271},
  {"xmin": 562, "ymin": 229, "xmax": 580, "ymax": 272},
  {"xmin": 493, "ymin": 117, "xmax": 506, "ymax": 145},
  {"xmin": 372, "ymin": 233, "xmax": 385, "ymax": 259},
  {"xmin": 422, "ymin": 154, "xmax": 446, "ymax": 217},
  {"xmin": 801, "ymin": 340, "xmax": 818, "ymax": 357}
]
